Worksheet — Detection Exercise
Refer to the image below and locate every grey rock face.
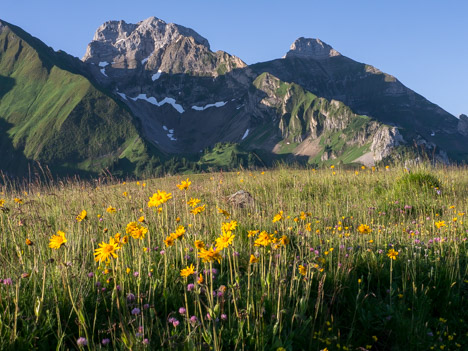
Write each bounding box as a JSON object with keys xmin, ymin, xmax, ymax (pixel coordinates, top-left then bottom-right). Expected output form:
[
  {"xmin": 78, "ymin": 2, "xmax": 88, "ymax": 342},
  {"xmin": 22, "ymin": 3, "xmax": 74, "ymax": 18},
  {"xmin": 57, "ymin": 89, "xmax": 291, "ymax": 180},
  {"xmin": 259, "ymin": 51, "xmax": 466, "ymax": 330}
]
[
  {"xmin": 226, "ymin": 190, "xmax": 255, "ymax": 208},
  {"xmin": 83, "ymin": 17, "xmax": 210, "ymax": 68},
  {"xmin": 285, "ymin": 38, "xmax": 341, "ymax": 60},
  {"xmin": 370, "ymin": 126, "xmax": 404, "ymax": 161},
  {"xmin": 458, "ymin": 114, "xmax": 468, "ymax": 137},
  {"xmin": 82, "ymin": 16, "xmax": 245, "ymax": 76}
]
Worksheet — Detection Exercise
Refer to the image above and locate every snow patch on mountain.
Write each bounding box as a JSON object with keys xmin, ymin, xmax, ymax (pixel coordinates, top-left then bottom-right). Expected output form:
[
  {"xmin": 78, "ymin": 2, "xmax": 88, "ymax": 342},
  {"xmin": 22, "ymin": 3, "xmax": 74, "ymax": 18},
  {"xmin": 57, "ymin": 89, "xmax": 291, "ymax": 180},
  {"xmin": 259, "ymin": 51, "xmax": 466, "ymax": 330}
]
[{"xmin": 191, "ymin": 101, "xmax": 227, "ymax": 111}]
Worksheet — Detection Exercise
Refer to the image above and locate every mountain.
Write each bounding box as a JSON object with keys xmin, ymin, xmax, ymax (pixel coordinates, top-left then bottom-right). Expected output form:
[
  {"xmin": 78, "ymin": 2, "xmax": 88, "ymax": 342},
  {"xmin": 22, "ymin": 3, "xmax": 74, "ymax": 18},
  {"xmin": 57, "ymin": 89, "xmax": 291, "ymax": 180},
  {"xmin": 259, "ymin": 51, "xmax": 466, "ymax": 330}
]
[
  {"xmin": 0, "ymin": 19, "xmax": 157, "ymax": 176},
  {"xmin": 1, "ymin": 17, "xmax": 466, "ymax": 178}
]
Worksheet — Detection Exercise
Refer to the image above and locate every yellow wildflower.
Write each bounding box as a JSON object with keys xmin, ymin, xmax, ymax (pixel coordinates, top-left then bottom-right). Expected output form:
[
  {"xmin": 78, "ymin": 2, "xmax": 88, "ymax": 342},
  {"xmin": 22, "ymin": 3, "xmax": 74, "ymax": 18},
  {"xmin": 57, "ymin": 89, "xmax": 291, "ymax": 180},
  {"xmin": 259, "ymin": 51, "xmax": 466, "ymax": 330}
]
[
  {"xmin": 218, "ymin": 208, "xmax": 230, "ymax": 219},
  {"xmin": 94, "ymin": 237, "xmax": 120, "ymax": 263},
  {"xmin": 387, "ymin": 248, "xmax": 399, "ymax": 260},
  {"xmin": 215, "ymin": 232, "xmax": 235, "ymax": 250},
  {"xmin": 272, "ymin": 211, "xmax": 283, "ymax": 223},
  {"xmin": 358, "ymin": 224, "xmax": 372, "ymax": 234},
  {"xmin": 76, "ymin": 210, "xmax": 87, "ymax": 222},
  {"xmin": 106, "ymin": 206, "xmax": 116, "ymax": 214},
  {"xmin": 190, "ymin": 204, "xmax": 206, "ymax": 215},
  {"xmin": 198, "ymin": 246, "xmax": 222, "ymax": 263},
  {"xmin": 254, "ymin": 231, "xmax": 272, "ymax": 247},
  {"xmin": 177, "ymin": 178, "xmax": 191, "ymax": 191},
  {"xmin": 163, "ymin": 236, "xmax": 174, "ymax": 247},
  {"xmin": 180, "ymin": 264, "xmax": 196, "ymax": 278},
  {"xmin": 249, "ymin": 254, "xmax": 259, "ymax": 264},
  {"xmin": 435, "ymin": 220, "xmax": 446, "ymax": 229},
  {"xmin": 221, "ymin": 220, "xmax": 237, "ymax": 235},
  {"xmin": 298, "ymin": 265, "xmax": 307, "ymax": 276},
  {"xmin": 194, "ymin": 240, "xmax": 205, "ymax": 249},
  {"xmin": 187, "ymin": 197, "xmax": 201, "ymax": 208},
  {"xmin": 148, "ymin": 190, "xmax": 172, "ymax": 208},
  {"xmin": 49, "ymin": 231, "xmax": 67, "ymax": 249}
]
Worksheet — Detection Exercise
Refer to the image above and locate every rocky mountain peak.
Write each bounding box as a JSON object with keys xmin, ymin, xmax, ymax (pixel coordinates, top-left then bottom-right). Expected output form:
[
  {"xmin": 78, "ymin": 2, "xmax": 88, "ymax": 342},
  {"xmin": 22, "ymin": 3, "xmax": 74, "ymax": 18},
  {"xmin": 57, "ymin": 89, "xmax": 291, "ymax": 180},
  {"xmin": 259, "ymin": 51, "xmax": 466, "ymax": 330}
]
[
  {"xmin": 285, "ymin": 37, "xmax": 341, "ymax": 60},
  {"xmin": 82, "ymin": 16, "xmax": 210, "ymax": 67}
]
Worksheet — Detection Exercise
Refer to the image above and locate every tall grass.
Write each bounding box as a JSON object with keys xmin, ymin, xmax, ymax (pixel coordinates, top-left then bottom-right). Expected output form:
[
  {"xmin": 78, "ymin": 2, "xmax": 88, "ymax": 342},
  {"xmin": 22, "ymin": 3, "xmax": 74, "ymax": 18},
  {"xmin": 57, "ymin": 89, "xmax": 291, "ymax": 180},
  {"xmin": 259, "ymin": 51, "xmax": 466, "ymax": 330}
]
[{"xmin": 0, "ymin": 164, "xmax": 466, "ymax": 350}]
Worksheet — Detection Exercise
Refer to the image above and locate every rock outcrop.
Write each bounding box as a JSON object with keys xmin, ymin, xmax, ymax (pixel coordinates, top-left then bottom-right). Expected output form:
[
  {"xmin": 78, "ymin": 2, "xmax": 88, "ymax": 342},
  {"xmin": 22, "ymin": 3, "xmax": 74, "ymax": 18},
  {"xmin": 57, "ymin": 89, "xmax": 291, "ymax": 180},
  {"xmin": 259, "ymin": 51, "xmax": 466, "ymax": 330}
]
[
  {"xmin": 83, "ymin": 16, "xmax": 246, "ymax": 77},
  {"xmin": 285, "ymin": 38, "xmax": 341, "ymax": 60},
  {"xmin": 458, "ymin": 114, "xmax": 468, "ymax": 137}
]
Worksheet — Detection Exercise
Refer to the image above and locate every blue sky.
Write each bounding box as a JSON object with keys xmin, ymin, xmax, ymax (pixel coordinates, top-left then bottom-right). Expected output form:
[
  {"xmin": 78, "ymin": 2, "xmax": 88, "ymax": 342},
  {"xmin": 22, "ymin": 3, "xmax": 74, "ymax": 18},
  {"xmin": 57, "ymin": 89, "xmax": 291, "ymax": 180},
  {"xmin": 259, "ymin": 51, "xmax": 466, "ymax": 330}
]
[{"xmin": 3, "ymin": 0, "xmax": 467, "ymax": 116}]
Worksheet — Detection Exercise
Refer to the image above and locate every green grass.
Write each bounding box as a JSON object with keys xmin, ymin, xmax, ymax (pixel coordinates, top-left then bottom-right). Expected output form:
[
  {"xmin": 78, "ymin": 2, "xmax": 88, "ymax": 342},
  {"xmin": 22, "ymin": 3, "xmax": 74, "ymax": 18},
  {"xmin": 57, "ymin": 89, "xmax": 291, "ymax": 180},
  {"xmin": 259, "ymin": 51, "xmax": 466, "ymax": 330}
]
[
  {"xmin": 0, "ymin": 23, "xmax": 152, "ymax": 177},
  {"xmin": 0, "ymin": 164, "xmax": 466, "ymax": 350}
]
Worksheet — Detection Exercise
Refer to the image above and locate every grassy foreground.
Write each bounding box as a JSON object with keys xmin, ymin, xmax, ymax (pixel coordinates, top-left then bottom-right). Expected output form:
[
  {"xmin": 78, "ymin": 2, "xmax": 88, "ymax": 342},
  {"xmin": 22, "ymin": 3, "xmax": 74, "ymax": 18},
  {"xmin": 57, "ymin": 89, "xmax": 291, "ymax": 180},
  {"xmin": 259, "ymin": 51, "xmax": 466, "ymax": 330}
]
[{"xmin": 0, "ymin": 165, "xmax": 467, "ymax": 350}]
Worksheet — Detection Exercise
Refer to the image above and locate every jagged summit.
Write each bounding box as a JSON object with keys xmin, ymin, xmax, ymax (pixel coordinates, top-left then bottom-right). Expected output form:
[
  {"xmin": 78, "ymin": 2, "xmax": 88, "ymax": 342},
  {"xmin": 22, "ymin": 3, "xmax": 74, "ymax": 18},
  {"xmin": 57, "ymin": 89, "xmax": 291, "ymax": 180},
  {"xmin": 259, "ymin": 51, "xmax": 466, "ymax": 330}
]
[
  {"xmin": 82, "ymin": 16, "xmax": 211, "ymax": 68},
  {"xmin": 285, "ymin": 37, "xmax": 341, "ymax": 60}
]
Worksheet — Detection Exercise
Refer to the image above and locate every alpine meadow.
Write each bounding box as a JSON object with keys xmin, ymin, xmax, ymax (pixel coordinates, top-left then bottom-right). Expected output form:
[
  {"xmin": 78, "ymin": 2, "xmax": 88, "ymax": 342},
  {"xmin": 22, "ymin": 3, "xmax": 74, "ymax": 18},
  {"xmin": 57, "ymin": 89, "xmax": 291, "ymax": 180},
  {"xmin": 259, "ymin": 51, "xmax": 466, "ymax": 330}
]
[{"xmin": 0, "ymin": 5, "xmax": 468, "ymax": 351}]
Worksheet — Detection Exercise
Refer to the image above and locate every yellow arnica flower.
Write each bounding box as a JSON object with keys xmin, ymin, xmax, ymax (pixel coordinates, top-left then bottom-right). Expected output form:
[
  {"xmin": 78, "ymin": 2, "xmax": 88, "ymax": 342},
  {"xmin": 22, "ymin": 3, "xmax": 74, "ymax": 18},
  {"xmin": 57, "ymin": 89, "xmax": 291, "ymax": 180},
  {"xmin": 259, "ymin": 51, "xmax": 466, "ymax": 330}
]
[
  {"xmin": 25, "ymin": 238, "xmax": 33, "ymax": 246},
  {"xmin": 215, "ymin": 233, "xmax": 235, "ymax": 250},
  {"xmin": 194, "ymin": 240, "xmax": 205, "ymax": 249},
  {"xmin": 197, "ymin": 274, "xmax": 204, "ymax": 284},
  {"xmin": 221, "ymin": 220, "xmax": 237, "ymax": 235},
  {"xmin": 76, "ymin": 210, "xmax": 87, "ymax": 222},
  {"xmin": 138, "ymin": 216, "xmax": 145, "ymax": 223},
  {"xmin": 280, "ymin": 235, "xmax": 289, "ymax": 246},
  {"xmin": 198, "ymin": 246, "xmax": 222, "ymax": 263},
  {"xmin": 14, "ymin": 198, "xmax": 23, "ymax": 204},
  {"xmin": 170, "ymin": 225, "xmax": 186, "ymax": 240},
  {"xmin": 272, "ymin": 211, "xmax": 283, "ymax": 223},
  {"xmin": 0, "ymin": 199, "xmax": 5, "ymax": 207},
  {"xmin": 249, "ymin": 254, "xmax": 259, "ymax": 264},
  {"xmin": 357, "ymin": 224, "xmax": 372, "ymax": 234},
  {"xmin": 218, "ymin": 207, "xmax": 230, "ymax": 219},
  {"xmin": 177, "ymin": 178, "xmax": 191, "ymax": 191},
  {"xmin": 187, "ymin": 197, "xmax": 201, "ymax": 207},
  {"xmin": 247, "ymin": 230, "xmax": 259, "ymax": 237},
  {"xmin": 94, "ymin": 237, "xmax": 120, "ymax": 263},
  {"xmin": 131, "ymin": 226, "xmax": 148, "ymax": 240},
  {"xmin": 164, "ymin": 236, "xmax": 174, "ymax": 247},
  {"xmin": 387, "ymin": 248, "xmax": 399, "ymax": 260},
  {"xmin": 254, "ymin": 231, "xmax": 272, "ymax": 247},
  {"xmin": 298, "ymin": 265, "xmax": 307, "ymax": 276},
  {"xmin": 106, "ymin": 206, "xmax": 116, "ymax": 213},
  {"xmin": 49, "ymin": 231, "xmax": 67, "ymax": 249},
  {"xmin": 126, "ymin": 221, "xmax": 148, "ymax": 239},
  {"xmin": 180, "ymin": 264, "xmax": 195, "ymax": 278},
  {"xmin": 148, "ymin": 190, "xmax": 172, "ymax": 208},
  {"xmin": 435, "ymin": 220, "xmax": 446, "ymax": 229},
  {"xmin": 190, "ymin": 205, "xmax": 206, "ymax": 215}
]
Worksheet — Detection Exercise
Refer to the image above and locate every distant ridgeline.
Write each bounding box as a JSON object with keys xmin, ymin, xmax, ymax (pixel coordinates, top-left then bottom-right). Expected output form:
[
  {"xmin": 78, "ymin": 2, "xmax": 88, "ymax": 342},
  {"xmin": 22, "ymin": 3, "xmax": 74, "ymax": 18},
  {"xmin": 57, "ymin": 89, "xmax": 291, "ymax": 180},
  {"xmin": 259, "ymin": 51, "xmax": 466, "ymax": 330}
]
[{"xmin": 1, "ymin": 18, "xmax": 467, "ymax": 178}]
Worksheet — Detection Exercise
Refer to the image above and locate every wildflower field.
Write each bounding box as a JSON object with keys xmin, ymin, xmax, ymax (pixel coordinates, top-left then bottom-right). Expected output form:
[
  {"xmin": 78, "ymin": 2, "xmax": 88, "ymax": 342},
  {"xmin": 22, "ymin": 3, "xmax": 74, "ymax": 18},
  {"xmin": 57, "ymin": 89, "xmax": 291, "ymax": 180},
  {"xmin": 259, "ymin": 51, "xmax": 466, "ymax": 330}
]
[{"xmin": 0, "ymin": 165, "xmax": 467, "ymax": 350}]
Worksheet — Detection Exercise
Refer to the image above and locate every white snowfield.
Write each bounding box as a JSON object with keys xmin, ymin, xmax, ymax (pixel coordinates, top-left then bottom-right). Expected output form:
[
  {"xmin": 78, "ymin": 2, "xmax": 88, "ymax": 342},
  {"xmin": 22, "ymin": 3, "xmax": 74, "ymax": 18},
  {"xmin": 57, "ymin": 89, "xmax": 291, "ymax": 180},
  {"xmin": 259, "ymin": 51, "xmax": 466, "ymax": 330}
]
[
  {"xmin": 163, "ymin": 126, "xmax": 176, "ymax": 141},
  {"xmin": 191, "ymin": 101, "xmax": 227, "ymax": 111},
  {"xmin": 98, "ymin": 62, "xmax": 109, "ymax": 77},
  {"xmin": 130, "ymin": 94, "xmax": 185, "ymax": 113},
  {"xmin": 117, "ymin": 92, "xmax": 127, "ymax": 100},
  {"xmin": 242, "ymin": 129, "xmax": 249, "ymax": 140},
  {"xmin": 152, "ymin": 70, "xmax": 162, "ymax": 81}
]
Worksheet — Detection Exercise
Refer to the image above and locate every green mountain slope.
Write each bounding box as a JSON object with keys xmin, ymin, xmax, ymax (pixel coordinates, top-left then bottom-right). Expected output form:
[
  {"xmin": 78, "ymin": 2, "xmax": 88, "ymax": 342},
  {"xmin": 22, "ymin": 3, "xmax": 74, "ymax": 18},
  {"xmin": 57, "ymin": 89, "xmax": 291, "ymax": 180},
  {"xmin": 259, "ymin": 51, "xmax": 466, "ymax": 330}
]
[{"xmin": 0, "ymin": 20, "xmax": 153, "ymax": 176}]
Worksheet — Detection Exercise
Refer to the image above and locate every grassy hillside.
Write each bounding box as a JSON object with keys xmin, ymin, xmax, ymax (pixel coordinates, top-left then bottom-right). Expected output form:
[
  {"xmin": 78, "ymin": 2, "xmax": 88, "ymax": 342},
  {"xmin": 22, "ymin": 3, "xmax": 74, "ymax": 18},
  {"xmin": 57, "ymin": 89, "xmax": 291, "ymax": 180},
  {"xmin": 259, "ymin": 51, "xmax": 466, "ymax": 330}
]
[
  {"xmin": 0, "ymin": 21, "xmax": 152, "ymax": 177},
  {"xmin": 0, "ymin": 164, "xmax": 466, "ymax": 350}
]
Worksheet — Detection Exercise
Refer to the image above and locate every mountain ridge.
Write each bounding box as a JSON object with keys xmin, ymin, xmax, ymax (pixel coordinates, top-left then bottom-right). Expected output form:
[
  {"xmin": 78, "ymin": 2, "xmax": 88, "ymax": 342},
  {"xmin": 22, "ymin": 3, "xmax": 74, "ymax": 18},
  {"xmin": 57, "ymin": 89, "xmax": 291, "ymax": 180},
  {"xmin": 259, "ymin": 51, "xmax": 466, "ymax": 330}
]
[{"xmin": 0, "ymin": 17, "xmax": 466, "ymax": 177}]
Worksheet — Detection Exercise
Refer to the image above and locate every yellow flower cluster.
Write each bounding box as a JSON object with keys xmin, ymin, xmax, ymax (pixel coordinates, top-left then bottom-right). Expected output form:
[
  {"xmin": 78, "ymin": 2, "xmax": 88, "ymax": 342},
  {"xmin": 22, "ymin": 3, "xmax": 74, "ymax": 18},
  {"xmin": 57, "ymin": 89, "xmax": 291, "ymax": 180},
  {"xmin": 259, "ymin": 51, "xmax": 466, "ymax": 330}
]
[
  {"xmin": 126, "ymin": 221, "xmax": 148, "ymax": 240},
  {"xmin": 148, "ymin": 190, "xmax": 172, "ymax": 208},
  {"xmin": 176, "ymin": 178, "xmax": 191, "ymax": 191}
]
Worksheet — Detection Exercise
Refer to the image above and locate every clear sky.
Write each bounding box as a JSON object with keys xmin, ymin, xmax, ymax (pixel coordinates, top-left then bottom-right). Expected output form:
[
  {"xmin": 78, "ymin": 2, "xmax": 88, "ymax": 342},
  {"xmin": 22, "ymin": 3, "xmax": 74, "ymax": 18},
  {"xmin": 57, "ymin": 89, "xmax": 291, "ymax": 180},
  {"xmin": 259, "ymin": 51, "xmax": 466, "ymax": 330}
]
[{"xmin": 2, "ymin": 0, "xmax": 467, "ymax": 117}]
